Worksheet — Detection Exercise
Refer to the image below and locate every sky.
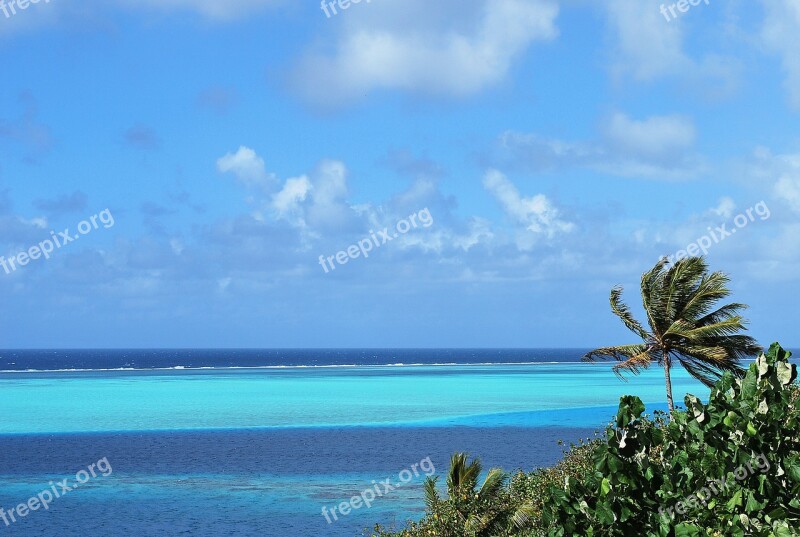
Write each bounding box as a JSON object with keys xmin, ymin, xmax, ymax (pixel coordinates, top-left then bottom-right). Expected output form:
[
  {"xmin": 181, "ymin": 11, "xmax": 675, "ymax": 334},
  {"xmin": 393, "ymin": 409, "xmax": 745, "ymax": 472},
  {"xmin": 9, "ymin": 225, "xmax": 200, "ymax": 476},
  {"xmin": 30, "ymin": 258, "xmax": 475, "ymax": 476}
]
[{"xmin": 0, "ymin": 0, "xmax": 799, "ymax": 348}]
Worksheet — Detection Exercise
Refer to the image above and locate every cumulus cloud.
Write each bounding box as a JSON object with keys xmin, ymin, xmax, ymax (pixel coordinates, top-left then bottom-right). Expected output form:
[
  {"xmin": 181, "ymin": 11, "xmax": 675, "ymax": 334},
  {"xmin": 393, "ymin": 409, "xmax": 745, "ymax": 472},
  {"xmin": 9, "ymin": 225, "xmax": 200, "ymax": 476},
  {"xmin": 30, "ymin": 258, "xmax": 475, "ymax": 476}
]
[
  {"xmin": 118, "ymin": 0, "xmax": 284, "ymax": 19},
  {"xmin": 213, "ymin": 148, "xmax": 499, "ymax": 262},
  {"xmin": 493, "ymin": 112, "xmax": 704, "ymax": 179},
  {"xmin": 291, "ymin": 0, "xmax": 559, "ymax": 106},
  {"xmin": 606, "ymin": 0, "xmax": 689, "ymax": 81},
  {"xmin": 483, "ymin": 169, "xmax": 574, "ymax": 250},
  {"xmin": 749, "ymin": 147, "xmax": 800, "ymax": 213},
  {"xmin": 217, "ymin": 146, "xmax": 276, "ymax": 190},
  {"xmin": 217, "ymin": 151, "xmax": 358, "ymax": 239},
  {"xmin": 761, "ymin": 0, "xmax": 800, "ymax": 109},
  {"xmin": 275, "ymin": 160, "xmax": 355, "ymax": 234},
  {"xmin": 770, "ymin": 159, "xmax": 800, "ymax": 213},
  {"xmin": 775, "ymin": 175, "xmax": 800, "ymax": 212},
  {"xmin": 710, "ymin": 197, "xmax": 736, "ymax": 219},
  {"xmin": 0, "ymin": 0, "xmax": 284, "ymax": 39},
  {"xmin": 604, "ymin": 113, "xmax": 695, "ymax": 159},
  {"xmin": 271, "ymin": 176, "xmax": 312, "ymax": 219},
  {"xmin": 604, "ymin": 0, "xmax": 739, "ymax": 94}
]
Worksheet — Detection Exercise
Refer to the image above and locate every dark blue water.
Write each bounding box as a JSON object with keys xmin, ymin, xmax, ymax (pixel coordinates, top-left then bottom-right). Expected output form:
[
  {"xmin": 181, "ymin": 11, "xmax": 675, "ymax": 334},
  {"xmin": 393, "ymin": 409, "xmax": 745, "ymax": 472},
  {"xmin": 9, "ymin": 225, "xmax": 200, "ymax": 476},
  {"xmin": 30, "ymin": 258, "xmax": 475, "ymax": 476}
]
[
  {"xmin": 2, "ymin": 348, "xmax": 789, "ymax": 536},
  {"xmin": 0, "ymin": 427, "xmax": 595, "ymax": 536},
  {"xmin": 0, "ymin": 348, "xmax": 591, "ymax": 371}
]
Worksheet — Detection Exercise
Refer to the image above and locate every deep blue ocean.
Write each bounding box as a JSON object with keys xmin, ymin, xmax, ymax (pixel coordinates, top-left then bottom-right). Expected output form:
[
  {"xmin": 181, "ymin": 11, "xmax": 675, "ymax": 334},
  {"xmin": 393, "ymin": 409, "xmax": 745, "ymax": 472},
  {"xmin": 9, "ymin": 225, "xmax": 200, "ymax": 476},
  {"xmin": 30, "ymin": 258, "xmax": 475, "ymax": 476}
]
[
  {"xmin": 1, "ymin": 349, "xmax": 787, "ymax": 536},
  {"xmin": 0, "ymin": 348, "xmax": 587, "ymax": 371}
]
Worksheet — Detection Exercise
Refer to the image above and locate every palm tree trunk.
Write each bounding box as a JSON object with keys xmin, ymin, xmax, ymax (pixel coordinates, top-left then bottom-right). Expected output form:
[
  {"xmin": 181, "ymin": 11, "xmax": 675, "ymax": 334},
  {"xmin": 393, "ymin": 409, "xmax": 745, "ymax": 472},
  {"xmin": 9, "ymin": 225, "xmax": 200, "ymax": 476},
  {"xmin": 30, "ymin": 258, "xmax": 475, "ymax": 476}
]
[{"xmin": 663, "ymin": 350, "xmax": 674, "ymax": 416}]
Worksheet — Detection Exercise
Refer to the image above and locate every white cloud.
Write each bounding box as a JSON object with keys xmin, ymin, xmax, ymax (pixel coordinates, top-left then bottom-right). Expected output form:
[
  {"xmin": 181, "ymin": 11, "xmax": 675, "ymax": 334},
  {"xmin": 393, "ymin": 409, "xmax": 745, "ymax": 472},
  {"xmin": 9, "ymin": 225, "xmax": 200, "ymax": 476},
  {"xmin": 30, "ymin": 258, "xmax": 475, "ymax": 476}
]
[
  {"xmin": 452, "ymin": 218, "xmax": 495, "ymax": 252},
  {"xmin": 116, "ymin": 0, "xmax": 284, "ymax": 20},
  {"xmin": 216, "ymin": 146, "xmax": 275, "ymax": 190},
  {"xmin": 239, "ymin": 159, "xmax": 354, "ymax": 237},
  {"xmin": 495, "ymin": 113, "xmax": 704, "ymax": 179},
  {"xmin": 604, "ymin": 113, "xmax": 695, "ymax": 160},
  {"xmin": 271, "ymin": 176, "xmax": 312, "ymax": 218},
  {"xmin": 216, "ymin": 148, "xmax": 351, "ymax": 229},
  {"xmin": 305, "ymin": 160, "xmax": 353, "ymax": 229},
  {"xmin": 0, "ymin": 0, "xmax": 284, "ymax": 38},
  {"xmin": 483, "ymin": 169, "xmax": 574, "ymax": 250},
  {"xmin": 710, "ymin": 197, "xmax": 736, "ymax": 219},
  {"xmin": 761, "ymin": 0, "xmax": 800, "ymax": 109},
  {"xmin": 604, "ymin": 0, "xmax": 739, "ymax": 94},
  {"xmin": 291, "ymin": 0, "xmax": 559, "ymax": 106},
  {"xmin": 0, "ymin": 0, "xmax": 282, "ymax": 39},
  {"xmin": 775, "ymin": 175, "xmax": 800, "ymax": 212},
  {"xmin": 169, "ymin": 238, "xmax": 185, "ymax": 255},
  {"xmin": 606, "ymin": 0, "xmax": 689, "ymax": 81},
  {"xmin": 751, "ymin": 147, "xmax": 800, "ymax": 213}
]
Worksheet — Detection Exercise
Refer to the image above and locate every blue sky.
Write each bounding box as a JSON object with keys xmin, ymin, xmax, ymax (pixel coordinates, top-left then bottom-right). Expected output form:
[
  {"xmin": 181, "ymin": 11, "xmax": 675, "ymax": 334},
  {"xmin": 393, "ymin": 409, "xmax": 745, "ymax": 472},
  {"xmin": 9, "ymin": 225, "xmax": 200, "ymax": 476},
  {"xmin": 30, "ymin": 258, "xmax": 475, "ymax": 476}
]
[{"xmin": 0, "ymin": 0, "xmax": 799, "ymax": 348}]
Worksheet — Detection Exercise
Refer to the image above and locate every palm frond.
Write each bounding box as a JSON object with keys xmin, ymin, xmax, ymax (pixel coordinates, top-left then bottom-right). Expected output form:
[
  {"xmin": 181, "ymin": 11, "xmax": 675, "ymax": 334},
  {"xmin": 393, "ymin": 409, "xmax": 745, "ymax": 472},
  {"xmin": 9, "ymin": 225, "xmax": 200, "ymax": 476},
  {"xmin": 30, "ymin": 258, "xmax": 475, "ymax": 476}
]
[
  {"xmin": 713, "ymin": 335, "xmax": 763, "ymax": 360},
  {"xmin": 611, "ymin": 348, "xmax": 656, "ymax": 379},
  {"xmin": 447, "ymin": 453, "xmax": 480, "ymax": 496},
  {"xmin": 674, "ymin": 349, "xmax": 746, "ymax": 387},
  {"xmin": 584, "ymin": 343, "xmax": 649, "ymax": 363},
  {"xmin": 511, "ymin": 503, "xmax": 537, "ymax": 530},
  {"xmin": 640, "ymin": 257, "xmax": 670, "ymax": 334},
  {"xmin": 424, "ymin": 476, "xmax": 439, "ymax": 511},
  {"xmin": 694, "ymin": 303, "xmax": 748, "ymax": 326},
  {"xmin": 678, "ymin": 270, "xmax": 733, "ymax": 321},
  {"xmin": 610, "ymin": 286, "xmax": 650, "ymax": 340},
  {"xmin": 667, "ymin": 316, "xmax": 748, "ymax": 341},
  {"xmin": 478, "ymin": 468, "xmax": 507, "ymax": 502},
  {"xmin": 663, "ymin": 257, "xmax": 707, "ymax": 323}
]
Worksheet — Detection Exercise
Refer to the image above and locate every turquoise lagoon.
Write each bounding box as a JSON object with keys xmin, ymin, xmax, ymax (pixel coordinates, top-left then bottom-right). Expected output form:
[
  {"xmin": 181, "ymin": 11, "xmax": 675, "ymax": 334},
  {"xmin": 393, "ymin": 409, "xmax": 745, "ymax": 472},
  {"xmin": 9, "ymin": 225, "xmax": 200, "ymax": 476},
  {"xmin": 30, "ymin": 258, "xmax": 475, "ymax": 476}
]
[
  {"xmin": 0, "ymin": 363, "xmax": 708, "ymax": 434},
  {"xmin": 0, "ymin": 362, "xmax": 711, "ymax": 536}
]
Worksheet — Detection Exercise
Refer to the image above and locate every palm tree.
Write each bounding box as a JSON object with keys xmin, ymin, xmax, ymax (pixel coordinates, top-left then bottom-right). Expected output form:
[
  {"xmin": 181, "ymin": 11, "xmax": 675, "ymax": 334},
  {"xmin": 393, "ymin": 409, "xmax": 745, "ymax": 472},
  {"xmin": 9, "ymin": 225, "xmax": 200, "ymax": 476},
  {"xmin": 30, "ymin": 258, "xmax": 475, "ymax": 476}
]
[
  {"xmin": 584, "ymin": 257, "xmax": 762, "ymax": 414},
  {"xmin": 424, "ymin": 453, "xmax": 512, "ymax": 536}
]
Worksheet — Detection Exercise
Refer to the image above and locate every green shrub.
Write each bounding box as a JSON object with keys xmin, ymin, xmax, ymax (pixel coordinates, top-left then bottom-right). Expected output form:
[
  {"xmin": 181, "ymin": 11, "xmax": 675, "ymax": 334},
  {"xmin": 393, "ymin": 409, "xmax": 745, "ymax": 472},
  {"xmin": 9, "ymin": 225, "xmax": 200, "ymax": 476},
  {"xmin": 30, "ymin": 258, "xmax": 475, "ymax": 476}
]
[
  {"xmin": 372, "ymin": 343, "xmax": 800, "ymax": 536},
  {"xmin": 542, "ymin": 343, "xmax": 800, "ymax": 536},
  {"xmin": 370, "ymin": 440, "xmax": 599, "ymax": 537}
]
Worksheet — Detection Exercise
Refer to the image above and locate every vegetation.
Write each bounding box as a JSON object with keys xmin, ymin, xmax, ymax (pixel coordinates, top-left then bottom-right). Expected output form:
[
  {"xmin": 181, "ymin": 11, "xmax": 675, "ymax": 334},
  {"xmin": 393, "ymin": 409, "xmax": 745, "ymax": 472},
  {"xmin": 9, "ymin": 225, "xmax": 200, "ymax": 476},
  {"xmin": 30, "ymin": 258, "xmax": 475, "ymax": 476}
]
[
  {"xmin": 371, "ymin": 343, "xmax": 800, "ymax": 536},
  {"xmin": 584, "ymin": 257, "xmax": 762, "ymax": 413},
  {"xmin": 372, "ymin": 260, "xmax": 798, "ymax": 535},
  {"xmin": 543, "ymin": 342, "xmax": 800, "ymax": 536},
  {"xmin": 370, "ymin": 439, "xmax": 599, "ymax": 537}
]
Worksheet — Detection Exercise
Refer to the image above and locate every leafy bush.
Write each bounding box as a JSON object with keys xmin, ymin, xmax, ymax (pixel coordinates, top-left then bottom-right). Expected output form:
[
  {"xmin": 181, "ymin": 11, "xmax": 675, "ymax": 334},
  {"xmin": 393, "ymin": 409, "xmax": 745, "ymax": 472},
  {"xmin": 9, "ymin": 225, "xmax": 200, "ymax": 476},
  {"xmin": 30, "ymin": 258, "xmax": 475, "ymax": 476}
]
[
  {"xmin": 370, "ymin": 441, "xmax": 598, "ymax": 537},
  {"xmin": 543, "ymin": 342, "xmax": 800, "ymax": 536},
  {"xmin": 372, "ymin": 343, "xmax": 800, "ymax": 536}
]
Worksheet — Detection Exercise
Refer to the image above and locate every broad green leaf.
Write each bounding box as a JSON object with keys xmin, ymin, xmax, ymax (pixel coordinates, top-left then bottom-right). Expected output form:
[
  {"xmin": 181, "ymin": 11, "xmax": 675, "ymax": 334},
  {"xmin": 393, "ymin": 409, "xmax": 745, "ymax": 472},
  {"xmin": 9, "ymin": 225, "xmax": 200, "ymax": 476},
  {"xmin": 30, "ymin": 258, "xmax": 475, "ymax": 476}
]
[
  {"xmin": 776, "ymin": 362, "xmax": 796, "ymax": 386},
  {"xmin": 756, "ymin": 353, "xmax": 768, "ymax": 376},
  {"xmin": 727, "ymin": 489, "xmax": 743, "ymax": 510},
  {"xmin": 741, "ymin": 368, "xmax": 758, "ymax": 399},
  {"xmin": 785, "ymin": 456, "xmax": 800, "ymax": 483},
  {"xmin": 674, "ymin": 523, "xmax": 702, "ymax": 537},
  {"xmin": 595, "ymin": 502, "xmax": 615, "ymax": 525},
  {"xmin": 746, "ymin": 421, "xmax": 757, "ymax": 436}
]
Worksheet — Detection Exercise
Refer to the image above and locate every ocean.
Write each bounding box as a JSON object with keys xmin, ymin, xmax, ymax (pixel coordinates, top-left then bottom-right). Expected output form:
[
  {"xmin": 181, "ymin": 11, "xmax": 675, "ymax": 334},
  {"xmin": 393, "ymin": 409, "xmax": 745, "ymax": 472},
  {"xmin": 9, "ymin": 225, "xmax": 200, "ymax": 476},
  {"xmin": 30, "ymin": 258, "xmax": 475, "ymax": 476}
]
[{"xmin": 0, "ymin": 349, "xmax": 719, "ymax": 536}]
